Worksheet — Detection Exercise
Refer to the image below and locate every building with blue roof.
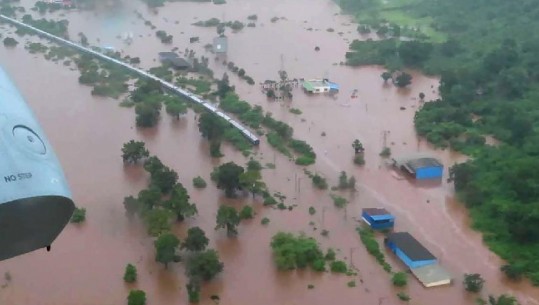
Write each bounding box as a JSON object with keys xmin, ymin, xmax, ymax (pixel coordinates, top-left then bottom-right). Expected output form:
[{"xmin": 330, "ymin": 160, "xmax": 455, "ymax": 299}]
[{"xmin": 361, "ymin": 208, "xmax": 395, "ymax": 230}]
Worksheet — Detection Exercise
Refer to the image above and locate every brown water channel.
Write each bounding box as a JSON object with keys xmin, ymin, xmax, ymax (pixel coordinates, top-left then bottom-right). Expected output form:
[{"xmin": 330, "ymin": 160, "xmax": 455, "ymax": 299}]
[{"xmin": 1, "ymin": 0, "xmax": 539, "ymax": 304}]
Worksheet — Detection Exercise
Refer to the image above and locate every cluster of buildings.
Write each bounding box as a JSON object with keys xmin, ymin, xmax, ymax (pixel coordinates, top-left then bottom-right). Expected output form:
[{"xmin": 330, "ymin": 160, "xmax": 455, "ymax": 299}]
[{"xmin": 360, "ymin": 155, "xmax": 451, "ymax": 288}]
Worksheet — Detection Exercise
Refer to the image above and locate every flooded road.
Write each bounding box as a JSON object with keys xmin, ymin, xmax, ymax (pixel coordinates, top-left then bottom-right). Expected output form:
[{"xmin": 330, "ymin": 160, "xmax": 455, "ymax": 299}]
[{"xmin": 1, "ymin": 0, "xmax": 539, "ymax": 304}]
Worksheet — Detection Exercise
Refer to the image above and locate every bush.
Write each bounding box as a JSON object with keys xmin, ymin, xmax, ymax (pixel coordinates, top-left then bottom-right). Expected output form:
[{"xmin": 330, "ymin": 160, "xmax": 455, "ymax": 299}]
[
  {"xmin": 330, "ymin": 260, "xmax": 348, "ymax": 273},
  {"xmin": 392, "ymin": 272, "xmax": 407, "ymax": 287},
  {"xmin": 261, "ymin": 217, "xmax": 270, "ymax": 225},
  {"xmin": 70, "ymin": 207, "xmax": 86, "ymax": 223},
  {"xmin": 464, "ymin": 273, "xmax": 485, "ymax": 293},
  {"xmin": 270, "ymin": 232, "xmax": 325, "ymax": 271},
  {"xmin": 331, "ymin": 194, "xmax": 348, "ymax": 208},
  {"xmin": 380, "ymin": 147, "xmax": 391, "ymax": 157},
  {"xmin": 295, "ymin": 156, "xmax": 315, "ymax": 165},
  {"xmin": 289, "ymin": 108, "xmax": 302, "ymax": 115},
  {"xmin": 357, "ymin": 228, "xmax": 392, "ymax": 272},
  {"xmin": 325, "ymin": 248, "xmax": 336, "ymax": 261},
  {"xmin": 397, "ymin": 292, "xmax": 410, "ymax": 302},
  {"xmin": 501, "ymin": 264, "xmax": 524, "ymax": 281},
  {"xmin": 354, "ymin": 154, "xmax": 365, "ymax": 165},
  {"xmin": 3, "ymin": 37, "xmax": 18, "ymax": 47},
  {"xmin": 347, "ymin": 280, "xmax": 356, "ymax": 287},
  {"xmin": 127, "ymin": 290, "xmax": 146, "ymax": 305},
  {"xmin": 311, "ymin": 174, "xmax": 328, "ymax": 189},
  {"xmin": 308, "ymin": 206, "xmax": 316, "ymax": 215},
  {"xmin": 239, "ymin": 206, "xmax": 254, "ymax": 220},
  {"xmin": 124, "ymin": 264, "xmax": 137, "ymax": 283},
  {"xmin": 193, "ymin": 176, "xmax": 207, "ymax": 188}
]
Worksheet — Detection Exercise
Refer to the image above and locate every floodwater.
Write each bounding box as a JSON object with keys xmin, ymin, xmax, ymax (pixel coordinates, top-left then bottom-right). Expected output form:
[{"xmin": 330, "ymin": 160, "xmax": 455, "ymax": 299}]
[{"xmin": 1, "ymin": 0, "xmax": 539, "ymax": 304}]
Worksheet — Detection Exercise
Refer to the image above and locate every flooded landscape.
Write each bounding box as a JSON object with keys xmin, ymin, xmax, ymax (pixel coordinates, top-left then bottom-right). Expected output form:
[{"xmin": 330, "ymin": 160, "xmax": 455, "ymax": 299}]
[{"xmin": 1, "ymin": 0, "xmax": 539, "ymax": 304}]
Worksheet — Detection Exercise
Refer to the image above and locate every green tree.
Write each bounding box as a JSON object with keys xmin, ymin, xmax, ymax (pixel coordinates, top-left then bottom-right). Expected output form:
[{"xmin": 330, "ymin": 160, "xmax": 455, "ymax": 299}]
[
  {"xmin": 338, "ymin": 171, "xmax": 348, "ymax": 189},
  {"xmin": 121, "ymin": 140, "xmax": 149, "ymax": 164},
  {"xmin": 246, "ymin": 159, "xmax": 262, "ymax": 171},
  {"xmin": 198, "ymin": 112, "xmax": 226, "ymax": 140},
  {"xmin": 182, "ymin": 227, "xmax": 209, "ymax": 252},
  {"xmin": 211, "ymin": 162, "xmax": 245, "ymax": 197},
  {"xmin": 394, "ymin": 72, "xmax": 412, "ymax": 88},
  {"xmin": 185, "ymin": 249, "xmax": 224, "ymax": 282},
  {"xmin": 127, "ymin": 290, "xmax": 146, "ymax": 305},
  {"xmin": 352, "ymin": 139, "xmax": 364, "ymax": 154},
  {"xmin": 215, "ymin": 205, "xmax": 240, "ymax": 236},
  {"xmin": 239, "ymin": 206, "xmax": 254, "ymax": 219},
  {"xmin": 165, "ymin": 101, "xmax": 187, "ymax": 119},
  {"xmin": 70, "ymin": 207, "xmax": 86, "ymax": 223},
  {"xmin": 163, "ymin": 183, "xmax": 197, "ymax": 221},
  {"xmin": 137, "ymin": 187, "xmax": 161, "ymax": 212},
  {"xmin": 154, "ymin": 232, "xmax": 180, "ymax": 269},
  {"xmin": 123, "ymin": 196, "xmax": 140, "ymax": 218},
  {"xmin": 186, "ymin": 281, "xmax": 200, "ymax": 303},
  {"xmin": 464, "ymin": 273, "xmax": 485, "ymax": 293},
  {"xmin": 3, "ymin": 37, "xmax": 18, "ymax": 47},
  {"xmin": 381, "ymin": 71, "xmax": 392, "ymax": 83},
  {"xmin": 239, "ymin": 170, "xmax": 266, "ymax": 198},
  {"xmin": 270, "ymin": 232, "xmax": 325, "ymax": 271},
  {"xmin": 216, "ymin": 72, "xmax": 232, "ymax": 98},
  {"xmin": 348, "ymin": 176, "xmax": 356, "ymax": 190},
  {"xmin": 144, "ymin": 209, "xmax": 172, "ymax": 237},
  {"xmin": 143, "ymin": 158, "xmax": 178, "ymax": 194},
  {"xmin": 500, "ymin": 264, "xmax": 524, "ymax": 281},
  {"xmin": 135, "ymin": 103, "xmax": 160, "ymax": 127},
  {"xmin": 419, "ymin": 92, "xmax": 426, "ymax": 101},
  {"xmin": 488, "ymin": 294, "xmax": 519, "ymax": 305},
  {"xmin": 392, "ymin": 272, "xmax": 408, "ymax": 287},
  {"xmin": 123, "ymin": 264, "xmax": 137, "ymax": 283}
]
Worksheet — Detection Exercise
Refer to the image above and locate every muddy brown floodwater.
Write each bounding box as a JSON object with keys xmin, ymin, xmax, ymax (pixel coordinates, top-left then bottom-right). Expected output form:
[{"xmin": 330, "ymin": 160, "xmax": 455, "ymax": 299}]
[{"xmin": 1, "ymin": 0, "xmax": 539, "ymax": 304}]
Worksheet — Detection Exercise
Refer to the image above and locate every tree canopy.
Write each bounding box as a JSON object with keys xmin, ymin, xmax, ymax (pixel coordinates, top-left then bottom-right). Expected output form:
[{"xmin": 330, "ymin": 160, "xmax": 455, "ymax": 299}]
[
  {"xmin": 211, "ymin": 162, "xmax": 245, "ymax": 197},
  {"xmin": 181, "ymin": 227, "xmax": 209, "ymax": 252},
  {"xmin": 154, "ymin": 232, "xmax": 180, "ymax": 269},
  {"xmin": 121, "ymin": 140, "xmax": 149, "ymax": 164},
  {"xmin": 185, "ymin": 249, "xmax": 224, "ymax": 282},
  {"xmin": 215, "ymin": 205, "xmax": 240, "ymax": 236}
]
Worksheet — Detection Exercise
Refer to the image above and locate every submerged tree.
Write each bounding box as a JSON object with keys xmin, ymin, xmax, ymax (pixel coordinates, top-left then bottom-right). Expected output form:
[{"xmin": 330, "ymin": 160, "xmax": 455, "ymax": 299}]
[
  {"xmin": 239, "ymin": 170, "xmax": 266, "ymax": 198},
  {"xmin": 163, "ymin": 183, "xmax": 197, "ymax": 221},
  {"xmin": 121, "ymin": 140, "xmax": 149, "ymax": 164},
  {"xmin": 144, "ymin": 208, "xmax": 172, "ymax": 237},
  {"xmin": 215, "ymin": 205, "xmax": 240, "ymax": 236},
  {"xmin": 185, "ymin": 249, "xmax": 224, "ymax": 282},
  {"xmin": 381, "ymin": 71, "xmax": 392, "ymax": 83},
  {"xmin": 181, "ymin": 227, "xmax": 209, "ymax": 252},
  {"xmin": 211, "ymin": 162, "xmax": 245, "ymax": 197},
  {"xmin": 394, "ymin": 72, "xmax": 412, "ymax": 88},
  {"xmin": 352, "ymin": 139, "xmax": 364, "ymax": 154},
  {"xmin": 127, "ymin": 290, "xmax": 146, "ymax": 305},
  {"xmin": 464, "ymin": 273, "xmax": 485, "ymax": 293},
  {"xmin": 154, "ymin": 232, "xmax": 180, "ymax": 269}
]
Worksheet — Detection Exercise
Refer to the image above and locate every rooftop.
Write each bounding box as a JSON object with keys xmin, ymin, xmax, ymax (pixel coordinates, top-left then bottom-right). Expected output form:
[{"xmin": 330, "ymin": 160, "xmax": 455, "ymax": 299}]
[
  {"xmin": 404, "ymin": 158, "xmax": 443, "ymax": 172},
  {"xmin": 158, "ymin": 52, "xmax": 179, "ymax": 59},
  {"xmin": 386, "ymin": 232, "xmax": 436, "ymax": 261},
  {"xmin": 411, "ymin": 264, "xmax": 452, "ymax": 287}
]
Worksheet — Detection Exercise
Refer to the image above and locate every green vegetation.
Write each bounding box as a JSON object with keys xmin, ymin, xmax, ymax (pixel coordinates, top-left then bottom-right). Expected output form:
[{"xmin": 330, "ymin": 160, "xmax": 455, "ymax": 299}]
[
  {"xmin": 289, "ymin": 108, "xmax": 302, "ymax": 115},
  {"xmin": 396, "ymin": 292, "xmax": 410, "ymax": 302},
  {"xmin": 347, "ymin": 280, "xmax": 356, "ymax": 287},
  {"xmin": 123, "ymin": 264, "xmax": 137, "ymax": 283},
  {"xmin": 3, "ymin": 37, "xmax": 18, "ymax": 47},
  {"xmin": 330, "ymin": 261, "xmax": 348, "ymax": 273},
  {"xmin": 338, "ymin": 0, "xmax": 539, "ymax": 283},
  {"xmin": 70, "ymin": 207, "xmax": 86, "ymax": 223},
  {"xmin": 20, "ymin": 15, "xmax": 69, "ymax": 38},
  {"xmin": 26, "ymin": 42, "xmax": 48, "ymax": 53},
  {"xmin": 185, "ymin": 249, "xmax": 224, "ymax": 282},
  {"xmin": 379, "ymin": 147, "xmax": 391, "ymax": 158},
  {"xmin": 127, "ymin": 290, "xmax": 146, "ymax": 305},
  {"xmin": 392, "ymin": 272, "xmax": 407, "ymax": 287},
  {"xmin": 308, "ymin": 206, "xmax": 316, "ymax": 215},
  {"xmin": 330, "ymin": 194, "xmax": 348, "ymax": 208},
  {"xmin": 182, "ymin": 227, "xmax": 209, "ymax": 252},
  {"xmin": 488, "ymin": 295, "xmax": 519, "ymax": 305},
  {"xmin": 464, "ymin": 273, "xmax": 485, "ymax": 293},
  {"xmin": 270, "ymin": 232, "xmax": 326, "ymax": 271},
  {"xmin": 239, "ymin": 206, "xmax": 254, "ymax": 220},
  {"xmin": 211, "ymin": 162, "xmax": 244, "ymax": 197},
  {"xmin": 192, "ymin": 176, "xmax": 207, "ymax": 188},
  {"xmin": 261, "ymin": 217, "xmax": 270, "ymax": 225},
  {"xmin": 121, "ymin": 140, "xmax": 149, "ymax": 164},
  {"xmin": 155, "ymin": 30, "xmax": 173, "ymax": 44},
  {"xmin": 311, "ymin": 174, "xmax": 328, "ymax": 190},
  {"xmin": 353, "ymin": 154, "xmax": 365, "ymax": 166},
  {"xmin": 154, "ymin": 232, "xmax": 180, "ymax": 269},
  {"xmin": 215, "ymin": 205, "xmax": 240, "ymax": 236},
  {"xmin": 357, "ymin": 227, "xmax": 391, "ymax": 272}
]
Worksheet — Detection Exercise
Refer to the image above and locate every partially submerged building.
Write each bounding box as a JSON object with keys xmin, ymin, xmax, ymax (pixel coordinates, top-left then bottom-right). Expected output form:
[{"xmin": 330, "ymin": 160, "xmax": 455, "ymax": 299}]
[
  {"xmin": 385, "ymin": 232, "xmax": 437, "ymax": 269},
  {"xmin": 361, "ymin": 208, "xmax": 395, "ymax": 230},
  {"xmin": 393, "ymin": 154, "xmax": 443, "ymax": 180},
  {"xmin": 385, "ymin": 232, "xmax": 452, "ymax": 288},
  {"xmin": 303, "ymin": 79, "xmax": 330, "ymax": 93}
]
